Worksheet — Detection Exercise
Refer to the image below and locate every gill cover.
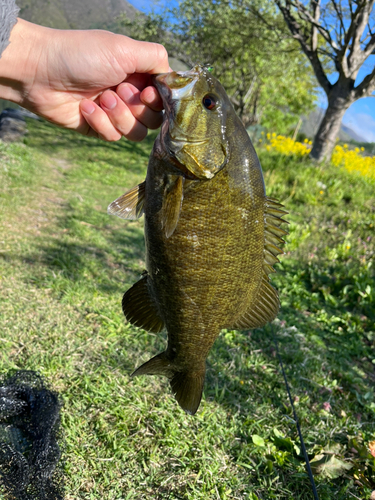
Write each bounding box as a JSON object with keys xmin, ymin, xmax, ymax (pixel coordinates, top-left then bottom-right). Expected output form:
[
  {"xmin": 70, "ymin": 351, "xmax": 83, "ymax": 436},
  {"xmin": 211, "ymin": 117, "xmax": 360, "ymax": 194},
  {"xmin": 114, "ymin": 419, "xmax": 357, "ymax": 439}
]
[{"xmin": 155, "ymin": 66, "xmax": 230, "ymax": 180}]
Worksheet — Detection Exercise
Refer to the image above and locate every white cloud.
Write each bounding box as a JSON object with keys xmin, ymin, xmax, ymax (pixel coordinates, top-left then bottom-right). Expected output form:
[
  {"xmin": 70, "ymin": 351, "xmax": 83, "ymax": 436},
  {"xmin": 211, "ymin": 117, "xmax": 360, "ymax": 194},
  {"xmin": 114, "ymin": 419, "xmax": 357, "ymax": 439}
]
[{"xmin": 343, "ymin": 111, "xmax": 375, "ymax": 142}]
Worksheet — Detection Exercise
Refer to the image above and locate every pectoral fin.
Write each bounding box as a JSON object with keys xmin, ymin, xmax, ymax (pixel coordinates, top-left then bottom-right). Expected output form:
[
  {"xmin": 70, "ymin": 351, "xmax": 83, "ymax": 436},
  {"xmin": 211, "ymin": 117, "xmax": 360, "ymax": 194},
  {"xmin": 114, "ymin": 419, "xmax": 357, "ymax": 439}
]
[
  {"xmin": 232, "ymin": 276, "xmax": 280, "ymax": 330},
  {"xmin": 161, "ymin": 175, "xmax": 184, "ymax": 238},
  {"xmin": 108, "ymin": 181, "xmax": 146, "ymax": 219},
  {"xmin": 122, "ymin": 273, "xmax": 164, "ymax": 333}
]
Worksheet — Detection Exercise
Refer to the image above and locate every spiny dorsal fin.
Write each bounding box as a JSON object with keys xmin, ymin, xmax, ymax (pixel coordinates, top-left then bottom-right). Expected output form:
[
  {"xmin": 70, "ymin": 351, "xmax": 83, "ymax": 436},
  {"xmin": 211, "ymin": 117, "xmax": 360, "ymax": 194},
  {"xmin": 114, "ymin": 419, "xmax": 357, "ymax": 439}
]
[
  {"xmin": 232, "ymin": 276, "xmax": 280, "ymax": 330},
  {"xmin": 263, "ymin": 196, "xmax": 288, "ymax": 275},
  {"xmin": 108, "ymin": 181, "xmax": 146, "ymax": 220},
  {"xmin": 162, "ymin": 175, "xmax": 184, "ymax": 238},
  {"xmin": 265, "ymin": 197, "xmax": 288, "ymax": 219},
  {"xmin": 122, "ymin": 274, "xmax": 164, "ymax": 333}
]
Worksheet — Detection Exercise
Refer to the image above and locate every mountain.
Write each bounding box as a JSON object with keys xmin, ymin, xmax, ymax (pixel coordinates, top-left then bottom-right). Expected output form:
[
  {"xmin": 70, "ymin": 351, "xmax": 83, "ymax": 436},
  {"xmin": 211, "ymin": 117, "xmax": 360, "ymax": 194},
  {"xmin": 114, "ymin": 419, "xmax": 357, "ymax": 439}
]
[
  {"xmin": 340, "ymin": 124, "xmax": 366, "ymax": 143},
  {"xmin": 301, "ymin": 108, "xmax": 368, "ymax": 143},
  {"xmin": 16, "ymin": 0, "xmax": 138, "ymax": 30}
]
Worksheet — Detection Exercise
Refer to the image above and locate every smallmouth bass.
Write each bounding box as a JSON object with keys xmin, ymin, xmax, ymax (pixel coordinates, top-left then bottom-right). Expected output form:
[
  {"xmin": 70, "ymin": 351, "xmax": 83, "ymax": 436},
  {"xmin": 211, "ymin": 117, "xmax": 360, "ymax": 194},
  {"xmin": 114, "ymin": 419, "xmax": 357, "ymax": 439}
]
[{"xmin": 108, "ymin": 66, "xmax": 287, "ymax": 415}]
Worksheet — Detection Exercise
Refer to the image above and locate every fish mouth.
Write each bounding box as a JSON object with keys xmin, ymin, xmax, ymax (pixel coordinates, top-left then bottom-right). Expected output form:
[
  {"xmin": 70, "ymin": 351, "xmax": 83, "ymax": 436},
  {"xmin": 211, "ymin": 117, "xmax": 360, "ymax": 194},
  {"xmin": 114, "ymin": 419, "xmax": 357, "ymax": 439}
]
[{"xmin": 153, "ymin": 67, "xmax": 201, "ymax": 106}]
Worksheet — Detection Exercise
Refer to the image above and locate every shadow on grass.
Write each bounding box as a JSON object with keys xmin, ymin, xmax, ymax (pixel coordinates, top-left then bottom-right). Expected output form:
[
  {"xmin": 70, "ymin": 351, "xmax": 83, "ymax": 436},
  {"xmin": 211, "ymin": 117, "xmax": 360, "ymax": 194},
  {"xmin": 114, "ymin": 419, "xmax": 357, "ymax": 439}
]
[
  {"xmin": 24, "ymin": 118, "xmax": 154, "ymax": 166},
  {"xmin": 2, "ymin": 209, "xmax": 146, "ymax": 296}
]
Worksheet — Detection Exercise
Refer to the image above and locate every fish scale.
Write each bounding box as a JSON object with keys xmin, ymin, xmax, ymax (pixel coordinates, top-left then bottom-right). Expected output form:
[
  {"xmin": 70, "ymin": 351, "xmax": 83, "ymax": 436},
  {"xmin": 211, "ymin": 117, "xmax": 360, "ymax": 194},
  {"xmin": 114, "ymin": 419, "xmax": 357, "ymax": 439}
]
[{"xmin": 108, "ymin": 65, "xmax": 287, "ymax": 414}]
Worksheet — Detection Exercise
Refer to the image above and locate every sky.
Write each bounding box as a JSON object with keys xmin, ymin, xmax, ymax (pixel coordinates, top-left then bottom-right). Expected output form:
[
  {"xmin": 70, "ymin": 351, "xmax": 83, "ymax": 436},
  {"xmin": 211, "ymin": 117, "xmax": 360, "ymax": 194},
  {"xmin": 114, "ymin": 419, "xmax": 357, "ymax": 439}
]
[{"xmin": 127, "ymin": 0, "xmax": 375, "ymax": 142}]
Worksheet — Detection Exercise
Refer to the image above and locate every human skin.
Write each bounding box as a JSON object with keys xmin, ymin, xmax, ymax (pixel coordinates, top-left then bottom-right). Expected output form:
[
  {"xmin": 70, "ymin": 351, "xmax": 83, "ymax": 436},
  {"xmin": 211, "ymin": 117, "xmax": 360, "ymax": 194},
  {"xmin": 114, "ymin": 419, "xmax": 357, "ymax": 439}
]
[{"xmin": 0, "ymin": 19, "xmax": 170, "ymax": 141}]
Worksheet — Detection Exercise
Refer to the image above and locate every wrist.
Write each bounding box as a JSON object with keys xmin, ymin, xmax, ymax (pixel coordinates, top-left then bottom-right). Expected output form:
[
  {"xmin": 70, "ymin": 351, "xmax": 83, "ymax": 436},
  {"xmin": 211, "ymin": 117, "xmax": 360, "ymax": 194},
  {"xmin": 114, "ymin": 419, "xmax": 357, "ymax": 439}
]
[{"xmin": 0, "ymin": 19, "xmax": 52, "ymax": 106}]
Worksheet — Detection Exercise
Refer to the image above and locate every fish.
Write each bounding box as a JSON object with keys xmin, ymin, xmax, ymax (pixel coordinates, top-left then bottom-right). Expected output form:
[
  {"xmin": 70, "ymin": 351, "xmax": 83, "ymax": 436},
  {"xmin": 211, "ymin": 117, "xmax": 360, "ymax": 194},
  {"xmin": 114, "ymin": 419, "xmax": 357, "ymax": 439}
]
[{"xmin": 108, "ymin": 65, "xmax": 287, "ymax": 415}]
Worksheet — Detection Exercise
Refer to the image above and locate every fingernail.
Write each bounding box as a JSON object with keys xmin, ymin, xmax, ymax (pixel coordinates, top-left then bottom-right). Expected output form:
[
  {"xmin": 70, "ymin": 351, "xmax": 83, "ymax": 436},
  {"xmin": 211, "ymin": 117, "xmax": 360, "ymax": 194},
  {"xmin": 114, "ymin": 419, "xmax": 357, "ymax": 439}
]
[
  {"xmin": 118, "ymin": 84, "xmax": 135, "ymax": 103},
  {"xmin": 81, "ymin": 100, "xmax": 95, "ymax": 115},
  {"xmin": 101, "ymin": 92, "xmax": 117, "ymax": 110}
]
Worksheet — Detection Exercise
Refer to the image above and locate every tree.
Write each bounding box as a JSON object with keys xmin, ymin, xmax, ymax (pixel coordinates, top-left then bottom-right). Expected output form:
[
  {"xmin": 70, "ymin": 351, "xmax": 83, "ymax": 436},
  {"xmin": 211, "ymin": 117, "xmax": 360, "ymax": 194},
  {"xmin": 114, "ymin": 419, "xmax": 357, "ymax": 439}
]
[
  {"xmin": 274, "ymin": 0, "xmax": 375, "ymax": 162},
  {"xmin": 117, "ymin": 0, "xmax": 317, "ymax": 134}
]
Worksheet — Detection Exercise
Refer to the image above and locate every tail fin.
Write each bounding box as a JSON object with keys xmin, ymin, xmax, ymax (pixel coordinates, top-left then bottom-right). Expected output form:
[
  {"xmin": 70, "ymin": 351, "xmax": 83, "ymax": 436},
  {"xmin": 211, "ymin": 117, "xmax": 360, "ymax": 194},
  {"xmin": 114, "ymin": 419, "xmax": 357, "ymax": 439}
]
[
  {"xmin": 131, "ymin": 353, "xmax": 205, "ymax": 415},
  {"xmin": 170, "ymin": 369, "xmax": 205, "ymax": 415},
  {"xmin": 131, "ymin": 352, "xmax": 172, "ymax": 378}
]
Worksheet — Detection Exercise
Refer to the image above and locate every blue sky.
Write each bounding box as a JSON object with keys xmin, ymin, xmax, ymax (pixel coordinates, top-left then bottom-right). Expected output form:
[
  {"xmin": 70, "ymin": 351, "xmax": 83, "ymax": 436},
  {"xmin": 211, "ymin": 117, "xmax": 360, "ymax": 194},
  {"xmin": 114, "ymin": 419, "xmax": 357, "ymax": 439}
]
[{"xmin": 128, "ymin": 0, "xmax": 375, "ymax": 142}]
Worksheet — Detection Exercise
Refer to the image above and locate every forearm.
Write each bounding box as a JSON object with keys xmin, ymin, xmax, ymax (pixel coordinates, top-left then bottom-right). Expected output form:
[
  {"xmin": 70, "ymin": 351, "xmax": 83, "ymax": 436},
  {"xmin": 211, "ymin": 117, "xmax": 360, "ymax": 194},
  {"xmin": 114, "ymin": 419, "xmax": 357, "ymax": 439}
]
[{"xmin": 0, "ymin": 18, "xmax": 51, "ymax": 105}]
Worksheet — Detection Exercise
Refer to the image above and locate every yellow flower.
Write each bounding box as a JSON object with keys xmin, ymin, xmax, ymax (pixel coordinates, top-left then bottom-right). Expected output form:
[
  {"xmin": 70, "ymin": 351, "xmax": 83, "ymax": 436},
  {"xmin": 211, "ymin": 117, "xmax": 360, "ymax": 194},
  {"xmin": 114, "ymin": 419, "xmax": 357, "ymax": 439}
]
[
  {"xmin": 319, "ymin": 190, "xmax": 324, "ymax": 194},
  {"xmin": 259, "ymin": 133, "xmax": 375, "ymax": 183},
  {"xmin": 332, "ymin": 145, "xmax": 375, "ymax": 182},
  {"xmin": 262, "ymin": 134, "xmax": 311, "ymax": 157}
]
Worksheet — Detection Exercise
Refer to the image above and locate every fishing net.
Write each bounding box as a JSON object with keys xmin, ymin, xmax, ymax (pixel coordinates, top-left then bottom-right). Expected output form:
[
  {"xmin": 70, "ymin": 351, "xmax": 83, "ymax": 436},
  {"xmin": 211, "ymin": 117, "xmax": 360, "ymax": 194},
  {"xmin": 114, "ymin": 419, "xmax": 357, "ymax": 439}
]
[{"xmin": 0, "ymin": 371, "xmax": 64, "ymax": 500}]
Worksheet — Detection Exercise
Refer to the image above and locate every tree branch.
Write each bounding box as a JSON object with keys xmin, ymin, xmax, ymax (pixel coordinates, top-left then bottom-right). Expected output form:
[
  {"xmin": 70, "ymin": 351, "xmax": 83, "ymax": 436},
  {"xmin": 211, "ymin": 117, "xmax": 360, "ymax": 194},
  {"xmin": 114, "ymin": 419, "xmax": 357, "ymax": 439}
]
[
  {"xmin": 289, "ymin": 0, "xmax": 339, "ymax": 50},
  {"xmin": 347, "ymin": 0, "xmax": 375, "ymax": 72},
  {"xmin": 275, "ymin": 0, "xmax": 332, "ymax": 95},
  {"xmin": 331, "ymin": 0, "xmax": 346, "ymax": 41},
  {"xmin": 311, "ymin": 0, "xmax": 321, "ymax": 51},
  {"xmin": 353, "ymin": 65, "xmax": 375, "ymax": 99}
]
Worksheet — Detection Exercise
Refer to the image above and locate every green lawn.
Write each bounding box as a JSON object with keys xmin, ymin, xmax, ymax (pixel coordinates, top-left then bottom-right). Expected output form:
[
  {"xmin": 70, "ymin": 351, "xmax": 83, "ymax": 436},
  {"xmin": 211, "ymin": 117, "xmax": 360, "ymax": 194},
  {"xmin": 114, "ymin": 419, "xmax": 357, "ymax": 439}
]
[{"xmin": 0, "ymin": 118, "xmax": 374, "ymax": 499}]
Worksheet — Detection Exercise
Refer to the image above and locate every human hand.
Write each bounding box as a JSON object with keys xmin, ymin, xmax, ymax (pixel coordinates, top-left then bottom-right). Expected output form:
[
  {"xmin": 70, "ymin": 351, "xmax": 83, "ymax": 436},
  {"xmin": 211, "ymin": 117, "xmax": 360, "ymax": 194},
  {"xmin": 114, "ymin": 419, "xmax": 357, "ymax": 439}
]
[{"xmin": 0, "ymin": 19, "xmax": 170, "ymax": 141}]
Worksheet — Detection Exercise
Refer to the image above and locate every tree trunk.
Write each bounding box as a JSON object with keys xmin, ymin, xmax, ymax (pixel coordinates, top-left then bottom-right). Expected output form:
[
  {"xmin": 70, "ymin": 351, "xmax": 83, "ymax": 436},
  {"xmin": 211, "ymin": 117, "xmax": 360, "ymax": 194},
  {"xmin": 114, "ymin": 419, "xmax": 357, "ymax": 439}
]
[{"xmin": 310, "ymin": 93, "xmax": 352, "ymax": 162}]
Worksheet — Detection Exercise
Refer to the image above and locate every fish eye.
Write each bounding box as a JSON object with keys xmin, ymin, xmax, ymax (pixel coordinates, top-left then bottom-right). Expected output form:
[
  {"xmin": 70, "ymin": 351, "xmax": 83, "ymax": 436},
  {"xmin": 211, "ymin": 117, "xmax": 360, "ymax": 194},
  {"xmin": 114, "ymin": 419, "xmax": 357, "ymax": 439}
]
[{"xmin": 202, "ymin": 94, "xmax": 217, "ymax": 110}]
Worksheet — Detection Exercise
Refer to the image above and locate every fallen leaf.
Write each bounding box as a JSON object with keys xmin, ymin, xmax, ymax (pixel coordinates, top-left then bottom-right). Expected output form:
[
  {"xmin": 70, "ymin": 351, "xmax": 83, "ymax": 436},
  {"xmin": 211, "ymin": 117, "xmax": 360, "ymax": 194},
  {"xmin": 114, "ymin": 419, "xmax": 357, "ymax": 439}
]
[
  {"xmin": 310, "ymin": 454, "xmax": 353, "ymax": 479},
  {"xmin": 369, "ymin": 440, "xmax": 375, "ymax": 458}
]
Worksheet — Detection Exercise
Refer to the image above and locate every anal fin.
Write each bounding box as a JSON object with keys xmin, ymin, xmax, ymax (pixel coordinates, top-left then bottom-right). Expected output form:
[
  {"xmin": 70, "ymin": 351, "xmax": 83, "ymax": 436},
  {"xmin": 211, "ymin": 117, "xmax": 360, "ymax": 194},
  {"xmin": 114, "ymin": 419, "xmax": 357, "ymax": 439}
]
[
  {"xmin": 232, "ymin": 276, "xmax": 280, "ymax": 330},
  {"xmin": 108, "ymin": 181, "xmax": 146, "ymax": 219},
  {"xmin": 122, "ymin": 273, "xmax": 164, "ymax": 333}
]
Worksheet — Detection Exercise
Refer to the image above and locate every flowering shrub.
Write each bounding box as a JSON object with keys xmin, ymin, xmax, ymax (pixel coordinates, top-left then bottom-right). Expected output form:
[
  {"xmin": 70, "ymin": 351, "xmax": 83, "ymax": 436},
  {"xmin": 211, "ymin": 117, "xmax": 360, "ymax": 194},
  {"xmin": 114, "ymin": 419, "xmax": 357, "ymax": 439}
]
[
  {"xmin": 261, "ymin": 133, "xmax": 375, "ymax": 182},
  {"xmin": 331, "ymin": 144, "xmax": 375, "ymax": 181},
  {"xmin": 262, "ymin": 133, "xmax": 311, "ymax": 157}
]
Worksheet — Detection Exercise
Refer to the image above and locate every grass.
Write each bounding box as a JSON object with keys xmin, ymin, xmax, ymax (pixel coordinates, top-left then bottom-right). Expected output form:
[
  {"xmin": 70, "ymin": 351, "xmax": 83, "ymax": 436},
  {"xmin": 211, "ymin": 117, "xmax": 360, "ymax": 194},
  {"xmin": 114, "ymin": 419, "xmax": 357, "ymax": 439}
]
[{"xmin": 0, "ymin": 118, "xmax": 374, "ymax": 499}]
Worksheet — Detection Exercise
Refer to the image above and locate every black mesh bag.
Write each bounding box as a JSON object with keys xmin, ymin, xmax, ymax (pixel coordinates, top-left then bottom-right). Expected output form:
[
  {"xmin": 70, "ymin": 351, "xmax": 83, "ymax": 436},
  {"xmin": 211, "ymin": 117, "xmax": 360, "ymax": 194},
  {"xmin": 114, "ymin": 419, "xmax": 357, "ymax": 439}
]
[{"xmin": 0, "ymin": 371, "xmax": 64, "ymax": 500}]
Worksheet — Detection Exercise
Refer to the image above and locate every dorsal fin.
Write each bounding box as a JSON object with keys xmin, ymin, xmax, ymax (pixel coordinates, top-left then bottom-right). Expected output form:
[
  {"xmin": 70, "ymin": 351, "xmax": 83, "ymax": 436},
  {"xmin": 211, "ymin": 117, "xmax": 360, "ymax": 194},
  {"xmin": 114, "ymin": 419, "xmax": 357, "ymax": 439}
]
[
  {"xmin": 263, "ymin": 197, "xmax": 288, "ymax": 275},
  {"xmin": 231, "ymin": 197, "xmax": 287, "ymax": 331},
  {"xmin": 232, "ymin": 275, "xmax": 280, "ymax": 330},
  {"xmin": 108, "ymin": 181, "xmax": 146, "ymax": 220},
  {"xmin": 122, "ymin": 274, "xmax": 164, "ymax": 333},
  {"xmin": 161, "ymin": 175, "xmax": 184, "ymax": 238}
]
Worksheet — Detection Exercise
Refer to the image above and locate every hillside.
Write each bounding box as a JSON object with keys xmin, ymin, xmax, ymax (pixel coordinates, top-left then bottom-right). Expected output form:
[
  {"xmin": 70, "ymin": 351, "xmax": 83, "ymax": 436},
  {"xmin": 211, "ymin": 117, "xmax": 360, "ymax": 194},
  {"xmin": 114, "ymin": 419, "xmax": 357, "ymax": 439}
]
[
  {"xmin": 16, "ymin": 0, "xmax": 138, "ymax": 30},
  {"xmin": 301, "ymin": 108, "xmax": 367, "ymax": 143}
]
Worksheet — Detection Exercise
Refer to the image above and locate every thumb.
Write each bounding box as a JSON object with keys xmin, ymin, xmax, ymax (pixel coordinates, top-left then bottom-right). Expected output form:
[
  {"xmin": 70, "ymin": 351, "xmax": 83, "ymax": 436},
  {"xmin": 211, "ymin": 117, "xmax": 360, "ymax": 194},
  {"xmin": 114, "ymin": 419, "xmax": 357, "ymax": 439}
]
[{"xmin": 117, "ymin": 36, "xmax": 170, "ymax": 75}]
